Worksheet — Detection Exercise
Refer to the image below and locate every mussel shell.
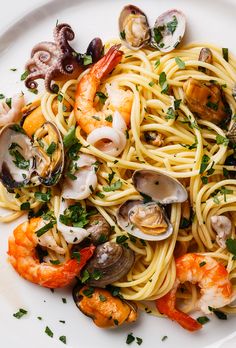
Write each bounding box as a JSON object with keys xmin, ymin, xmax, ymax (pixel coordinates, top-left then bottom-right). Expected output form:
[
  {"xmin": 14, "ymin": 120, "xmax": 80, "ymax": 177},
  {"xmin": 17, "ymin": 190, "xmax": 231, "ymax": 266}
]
[
  {"xmin": 119, "ymin": 4, "xmax": 151, "ymax": 50},
  {"xmin": 84, "ymin": 241, "xmax": 135, "ymax": 287},
  {"xmin": 132, "ymin": 170, "xmax": 188, "ymax": 204},
  {"xmin": 116, "ymin": 200, "xmax": 173, "ymax": 241},
  {"xmin": 150, "ymin": 9, "xmax": 186, "ymax": 52},
  {"xmin": 34, "ymin": 121, "xmax": 64, "ymax": 186},
  {"xmin": 0, "ymin": 124, "xmax": 34, "ymax": 190}
]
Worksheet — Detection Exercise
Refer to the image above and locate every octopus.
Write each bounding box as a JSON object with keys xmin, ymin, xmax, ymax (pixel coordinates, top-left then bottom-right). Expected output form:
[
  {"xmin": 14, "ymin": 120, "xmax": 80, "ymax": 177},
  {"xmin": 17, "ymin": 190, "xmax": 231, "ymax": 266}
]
[{"xmin": 25, "ymin": 23, "xmax": 83, "ymax": 93}]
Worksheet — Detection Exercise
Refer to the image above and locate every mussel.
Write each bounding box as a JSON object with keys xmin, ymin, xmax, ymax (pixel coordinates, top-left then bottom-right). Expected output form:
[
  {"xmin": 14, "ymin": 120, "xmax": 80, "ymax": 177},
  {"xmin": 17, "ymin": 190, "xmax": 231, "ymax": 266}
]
[
  {"xmin": 83, "ymin": 241, "xmax": 135, "ymax": 287},
  {"xmin": 73, "ymin": 285, "xmax": 138, "ymax": 328},
  {"xmin": 150, "ymin": 9, "xmax": 186, "ymax": 52},
  {"xmin": 116, "ymin": 170, "xmax": 188, "ymax": 241},
  {"xmin": 0, "ymin": 122, "xmax": 64, "ymax": 190},
  {"xmin": 119, "ymin": 4, "xmax": 151, "ymax": 50}
]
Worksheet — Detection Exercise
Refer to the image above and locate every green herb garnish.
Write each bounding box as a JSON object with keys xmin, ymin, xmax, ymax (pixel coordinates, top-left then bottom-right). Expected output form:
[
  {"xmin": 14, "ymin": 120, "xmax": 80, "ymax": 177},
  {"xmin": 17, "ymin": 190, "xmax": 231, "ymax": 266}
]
[
  {"xmin": 216, "ymin": 135, "xmax": 229, "ymax": 146},
  {"xmin": 59, "ymin": 336, "xmax": 66, "ymax": 344},
  {"xmin": 13, "ymin": 308, "xmax": 27, "ymax": 319},
  {"xmin": 175, "ymin": 57, "xmax": 185, "ymax": 69},
  {"xmin": 36, "ymin": 221, "xmax": 54, "ymax": 237},
  {"xmin": 96, "ymin": 91, "xmax": 107, "ymax": 104},
  {"xmin": 99, "ymin": 294, "xmax": 107, "ymax": 302},
  {"xmin": 199, "ymin": 154, "xmax": 210, "ymax": 174},
  {"xmin": 45, "ymin": 326, "xmax": 53, "ymax": 338},
  {"xmin": 167, "ymin": 15, "xmax": 178, "ymax": 34},
  {"xmin": 34, "ymin": 191, "xmax": 51, "ymax": 202},
  {"xmin": 21, "ymin": 70, "xmax": 29, "ymax": 81},
  {"xmin": 46, "ymin": 142, "xmax": 57, "ymax": 155},
  {"xmin": 197, "ymin": 316, "xmax": 210, "ymax": 324},
  {"xmin": 82, "ymin": 287, "xmax": 94, "ymax": 298},
  {"xmin": 20, "ymin": 202, "xmax": 30, "ymax": 211},
  {"xmin": 222, "ymin": 48, "xmax": 229, "ymax": 62},
  {"xmin": 159, "ymin": 71, "xmax": 168, "ymax": 94},
  {"xmin": 83, "ymin": 54, "xmax": 92, "ymax": 66},
  {"xmin": 103, "ymin": 180, "xmax": 122, "ymax": 192},
  {"xmin": 206, "ymin": 101, "xmax": 218, "ymax": 111},
  {"xmin": 126, "ymin": 333, "xmax": 135, "ymax": 345},
  {"xmin": 116, "ymin": 235, "xmax": 129, "ymax": 244}
]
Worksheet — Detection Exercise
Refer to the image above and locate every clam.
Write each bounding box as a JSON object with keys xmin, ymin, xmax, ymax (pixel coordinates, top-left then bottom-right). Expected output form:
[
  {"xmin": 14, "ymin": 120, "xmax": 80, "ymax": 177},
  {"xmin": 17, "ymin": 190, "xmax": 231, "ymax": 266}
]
[
  {"xmin": 119, "ymin": 4, "xmax": 151, "ymax": 50},
  {"xmin": 86, "ymin": 213, "xmax": 111, "ymax": 245},
  {"xmin": 198, "ymin": 48, "xmax": 213, "ymax": 75},
  {"xmin": 116, "ymin": 170, "xmax": 188, "ymax": 241},
  {"xmin": 151, "ymin": 9, "xmax": 186, "ymax": 52},
  {"xmin": 0, "ymin": 122, "xmax": 64, "ymax": 190},
  {"xmin": 84, "ymin": 241, "xmax": 135, "ymax": 287}
]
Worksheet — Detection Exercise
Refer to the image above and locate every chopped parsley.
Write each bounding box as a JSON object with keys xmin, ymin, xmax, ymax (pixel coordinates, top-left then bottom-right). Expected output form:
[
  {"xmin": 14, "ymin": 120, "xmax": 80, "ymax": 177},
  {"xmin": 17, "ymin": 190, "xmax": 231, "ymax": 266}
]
[
  {"xmin": 62, "ymin": 298, "xmax": 67, "ymax": 304},
  {"xmin": 197, "ymin": 316, "xmax": 210, "ymax": 324},
  {"xmin": 199, "ymin": 154, "xmax": 210, "ymax": 174},
  {"xmin": 126, "ymin": 333, "xmax": 135, "ymax": 345},
  {"xmin": 46, "ymin": 142, "xmax": 57, "ymax": 155},
  {"xmin": 116, "ymin": 235, "xmax": 129, "ymax": 244},
  {"xmin": 45, "ymin": 326, "xmax": 53, "ymax": 338},
  {"xmin": 201, "ymin": 176, "xmax": 208, "ymax": 184},
  {"xmin": 199, "ymin": 261, "xmax": 206, "ymax": 267},
  {"xmin": 63, "ymin": 127, "xmax": 77, "ymax": 148},
  {"xmin": 81, "ymin": 270, "xmax": 90, "ymax": 283},
  {"xmin": 10, "ymin": 68, "xmax": 17, "ymax": 72},
  {"xmin": 174, "ymin": 99, "xmax": 182, "ymax": 110},
  {"xmin": 36, "ymin": 221, "xmax": 54, "ymax": 237},
  {"xmin": 96, "ymin": 191, "xmax": 105, "ymax": 199},
  {"xmin": 71, "ymin": 251, "xmax": 81, "ymax": 262},
  {"xmin": 9, "ymin": 148, "xmax": 30, "ymax": 170},
  {"xmin": 108, "ymin": 170, "xmax": 115, "ymax": 184},
  {"xmin": 208, "ymin": 306, "xmax": 227, "ymax": 320},
  {"xmin": 166, "ymin": 107, "xmax": 177, "ymax": 120},
  {"xmin": 20, "ymin": 202, "xmax": 30, "ymax": 211},
  {"xmin": 34, "ymin": 191, "xmax": 51, "ymax": 202},
  {"xmin": 216, "ymin": 134, "xmax": 229, "ymax": 146},
  {"xmin": 6, "ymin": 97, "xmax": 12, "ymax": 108},
  {"xmin": 206, "ymin": 101, "xmax": 218, "ymax": 111},
  {"xmin": 226, "ymin": 238, "xmax": 236, "ymax": 259},
  {"xmin": 136, "ymin": 337, "xmax": 143, "ymax": 345},
  {"xmin": 167, "ymin": 15, "xmax": 178, "ymax": 34},
  {"xmin": 59, "ymin": 336, "xmax": 66, "ymax": 344},
  {"xmin": 0, "ymin": 93, "xmax": 5, "ymax": 99},
  {"xmin": 222, "ymin": 48, "xmax": 229, "ymax": 62},
  {"xmin": 120, "ymin": 30, "xmax": 126, "ymax": 40},
  {"xmin": 82, "ymin": 287, "xmax": 94, "ymax": 298},
  {"xmin": 175, "ymin": 57, "xmax": 185, "ymax": 69},
  {"xmin": 99, "ymin": 294, "xmax": 107, "ymax": 302},
  {"xmin": 154, "ymin": 59, "xmax": 160, "ymax": 69},
  {"xmin": 59, "ymin": 203, "xmax": 89, "ymax": 228},
  {"xmin": 103, "ymin": 180, "xmax": 122, "ymax": 192},
  {"xmin": 159, "ymin": 71, "xmax": 168, "ymax": 94},
  {"xmin": 13, "ymin": 308, "xmax": 28, "ymax": 319},
  {"xmin": 161, "ymin": 336, "xmax": 168, "ymax": 341},
  {"xmin": 83, "ymin": 54, "xmax": 92, "ymax": 66},
  {"xmin": 96, "ymin": 91, "xmax": 107, "ymax": 104},
  {"xmin": 105, "ymin": 115, "xmax": 113, "ymax": 122},
  {"xmin": 57, "ymin": 93, "xmax": 63, "ymax": 102},
  {"xmin": 50, "ymin": 259, "xmax": 60, "ymax": 265},
  {"xmin": 153, "ymin": 27, "xmax": 163, "ymax": 45},
  {"xmin": 20, "ymin": 70, "xmax": 29, "ymax": 81},
  {"xmin": 149, "ymin": 81, "xmax": 155, "ymax": 87},
  {"xmin": 37, "ymin": 316, "xmax": 42, "ymax": 320}
]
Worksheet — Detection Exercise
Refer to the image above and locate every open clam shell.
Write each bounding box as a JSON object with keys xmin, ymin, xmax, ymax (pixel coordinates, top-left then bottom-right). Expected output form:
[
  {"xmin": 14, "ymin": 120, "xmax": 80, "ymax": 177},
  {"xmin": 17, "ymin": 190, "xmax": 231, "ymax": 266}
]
[
  {"xmin": 119, "ymin": 4, "xmax": 151, "ymax": 50},
  {"xmin": 150, "ymin": 9, "xmax": 186, "ymax": 52},
  {"xmin": 0, "ymin": 124, "xmax": 34, "ymax": 190},
  {"xmin": 116, "ymin": 200, "xmax": 173, "ymax": 241},
  {"xmin": 132, "ymin": 170, "xmax": 187, "ymax": 204},
  {"xmin": 0, "ymin": 122, "xmax": 64, "ymax": 190}
]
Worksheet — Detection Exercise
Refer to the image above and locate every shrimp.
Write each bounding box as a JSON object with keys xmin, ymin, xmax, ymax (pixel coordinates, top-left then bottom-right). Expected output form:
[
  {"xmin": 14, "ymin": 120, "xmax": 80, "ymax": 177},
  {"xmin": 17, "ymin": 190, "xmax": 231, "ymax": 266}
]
[
  {"xmin": 8, "ymin": 217, "xmax": 95, "ymax": 288},
  {"xmin": 74, "ymin": 44, "xmax": 133, "ymax": 134},
  {"xmin": 156, "ymin": 253, "xmax": 234, "ymax": 331}
]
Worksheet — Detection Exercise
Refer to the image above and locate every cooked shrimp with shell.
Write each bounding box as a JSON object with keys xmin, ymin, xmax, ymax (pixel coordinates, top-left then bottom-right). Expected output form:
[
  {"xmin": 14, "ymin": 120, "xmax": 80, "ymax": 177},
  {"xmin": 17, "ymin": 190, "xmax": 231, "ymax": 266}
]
[{"xmin": 2, "ymin": 2, "xmax": 236, "ymax": 339}]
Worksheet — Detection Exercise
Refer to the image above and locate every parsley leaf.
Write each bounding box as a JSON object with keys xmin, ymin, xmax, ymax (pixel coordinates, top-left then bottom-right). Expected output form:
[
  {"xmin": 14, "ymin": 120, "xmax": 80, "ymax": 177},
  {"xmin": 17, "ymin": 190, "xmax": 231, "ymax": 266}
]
[
  {"xmin": 167, "ymin": 15, "xmax": 178, "ymax": 34},
  {"xmin": 197, "ymin": 316, "xmax": 210, "ymax": 324},
  {"xmin": 13, "ymin": 308, "xmax": 27, "ymax": 319},
  {"xmin": 126, "ymin": 333, "xmax": 135, "ymax": 345},
  {"xmin": 175, "ymin": 57, "xmax": 185, "ymax": 69},
  {"xmin": 226, "ymin": 238, "xmax": 236, "ymax": 258},
  {"xmin": 45, "ymin": 326, "xmax": 53, "ymax": 337},
  {"xmin": 216, "ymin": 135, "xmax": 229, "ymax": 146},
  {"xmin": 199, "ymin": 154, "xmax": 210, "ymax": 174},
  {"xmin": 222, "ymin": 48, "xmax": 229, "ymax": 62},
  {"xmin": 159, "ymin": 72, "xmax": 169, "ymax": 94},
  {"xmin": 34, "ymin": 191, "xmax": 51, "ymax": 202},
  {"xmin": 96, "ymin": 91, "xmax": 107, "ymax": 104},
  {"xmin": 103, "ymin": 180, "xmax": 122, "ymax": 192}
]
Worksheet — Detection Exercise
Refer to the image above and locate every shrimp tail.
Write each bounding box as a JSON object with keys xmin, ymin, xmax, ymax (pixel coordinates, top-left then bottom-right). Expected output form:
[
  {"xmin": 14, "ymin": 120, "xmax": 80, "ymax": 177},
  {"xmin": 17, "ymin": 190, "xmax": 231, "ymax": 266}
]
[
  {"xmin": 156, "ymin": 284, "xmax": 202, "ymax": 332},
  {"xmin": 91, "ymin": 44, "xmax": 123, "ymax": 80}
]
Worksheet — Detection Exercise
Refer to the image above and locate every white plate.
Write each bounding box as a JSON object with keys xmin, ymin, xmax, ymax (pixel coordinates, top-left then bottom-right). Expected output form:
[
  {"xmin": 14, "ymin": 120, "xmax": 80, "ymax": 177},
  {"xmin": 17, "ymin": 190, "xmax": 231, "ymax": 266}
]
[{"xmin": 1, "ymin": 0, "xmax": 236, "ymax": 347}]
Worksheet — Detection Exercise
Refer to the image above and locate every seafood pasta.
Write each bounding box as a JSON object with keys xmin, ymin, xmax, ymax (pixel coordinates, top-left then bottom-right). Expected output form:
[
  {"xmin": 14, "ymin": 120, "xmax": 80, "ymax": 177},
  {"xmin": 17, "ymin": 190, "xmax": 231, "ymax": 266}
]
[{"xmin": 2, "ymin": 4, "xmax": 236, "ymax": 333}]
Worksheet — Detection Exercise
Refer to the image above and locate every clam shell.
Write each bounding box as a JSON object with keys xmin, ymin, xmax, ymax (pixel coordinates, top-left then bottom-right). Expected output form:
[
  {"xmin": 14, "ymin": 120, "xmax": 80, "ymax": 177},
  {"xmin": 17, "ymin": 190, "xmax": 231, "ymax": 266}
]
[
  {"xmin": 150, "ymin": 9, "xmax": 186, "ymax": 52},
  {"xmin": 116, "ymin": 200, "xmax": 173, "ymax": 241},
  {"xmin": 119, "ymin": 4, "xmax": 151, "ymax": 50},
  {"xmin": 132, "ymin": 170, "xmax": 187, "ymax": 204}
]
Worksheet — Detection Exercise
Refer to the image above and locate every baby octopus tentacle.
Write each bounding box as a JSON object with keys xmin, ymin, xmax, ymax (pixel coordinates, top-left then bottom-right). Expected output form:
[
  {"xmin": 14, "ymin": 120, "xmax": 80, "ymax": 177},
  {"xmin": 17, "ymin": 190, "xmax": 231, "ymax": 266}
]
[
  {"xmin": 24, "ymin": 23, "xmax": 82, "ymax": 93},
  {"xmin": 53, "ymin": 23, "xmax": 75, "ymax": 54}
]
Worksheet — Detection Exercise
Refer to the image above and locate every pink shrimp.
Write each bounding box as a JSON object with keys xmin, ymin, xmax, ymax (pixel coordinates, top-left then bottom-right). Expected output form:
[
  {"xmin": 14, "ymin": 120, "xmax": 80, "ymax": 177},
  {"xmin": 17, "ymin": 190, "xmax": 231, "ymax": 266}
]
[
  {"xmin": 74, "ymin": 45, "xmax": 133, "ymax": 134},
  {"xmin": 8, "ymin": 217, "xmax": 95, "ymax": 288},
  {"xmin": 156, "ymin": 253, "xmax": 234, "ymax": 331}
]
